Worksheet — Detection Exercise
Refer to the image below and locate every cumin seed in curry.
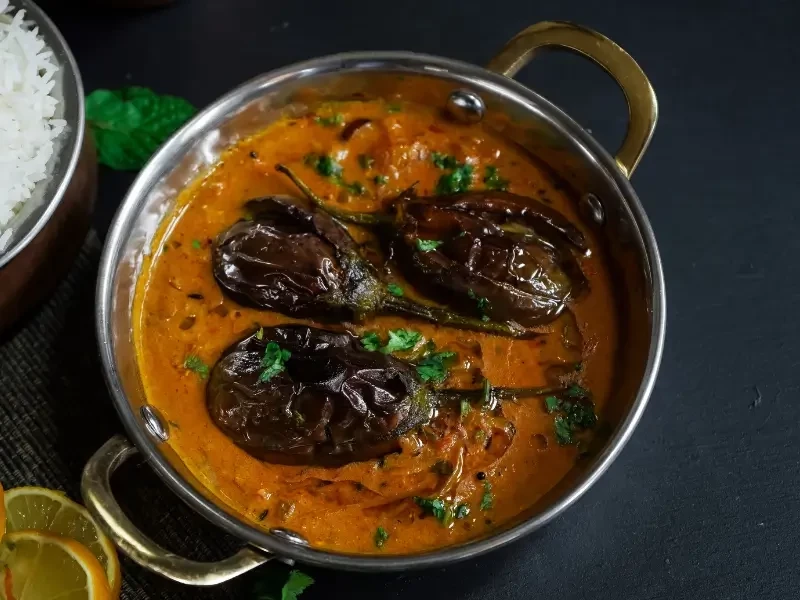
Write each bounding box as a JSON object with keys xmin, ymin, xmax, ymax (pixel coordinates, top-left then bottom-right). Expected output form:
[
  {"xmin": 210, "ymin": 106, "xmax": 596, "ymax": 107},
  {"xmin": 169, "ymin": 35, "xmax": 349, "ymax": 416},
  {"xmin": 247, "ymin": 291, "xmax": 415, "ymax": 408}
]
[{"xmin": 134, "ymin": 99, "xmax": 620, "ymax": 554}]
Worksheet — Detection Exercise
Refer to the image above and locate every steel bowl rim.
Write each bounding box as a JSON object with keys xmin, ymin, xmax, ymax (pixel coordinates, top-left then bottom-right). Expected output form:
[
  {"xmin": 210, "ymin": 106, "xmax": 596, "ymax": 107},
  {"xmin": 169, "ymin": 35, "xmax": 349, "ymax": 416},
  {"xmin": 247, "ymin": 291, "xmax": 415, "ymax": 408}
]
[
  {"xmin": 96, "ymin": 50, "xmax": 666, "ymax": 571},
  {"xmin": 0, "ymin": 0, "xmax": 86, "ymax": 270}
]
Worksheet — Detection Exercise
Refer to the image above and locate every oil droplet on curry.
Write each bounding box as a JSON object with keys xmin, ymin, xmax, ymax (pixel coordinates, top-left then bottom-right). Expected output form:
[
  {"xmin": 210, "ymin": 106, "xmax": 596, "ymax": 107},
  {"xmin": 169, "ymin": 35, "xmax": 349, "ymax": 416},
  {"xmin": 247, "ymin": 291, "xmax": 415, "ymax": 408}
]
[{"xmin": 134, "ymin": 99, "xmax": 619, "ymax": 554}]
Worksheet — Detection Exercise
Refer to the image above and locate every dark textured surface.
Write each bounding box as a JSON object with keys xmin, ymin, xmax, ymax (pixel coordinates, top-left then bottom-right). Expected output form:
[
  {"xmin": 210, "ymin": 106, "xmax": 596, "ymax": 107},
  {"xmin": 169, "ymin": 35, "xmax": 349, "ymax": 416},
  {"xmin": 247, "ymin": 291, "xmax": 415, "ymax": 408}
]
[{"xmin": 1, "ymin": 0, "xmax": 798, "ymax": 597}]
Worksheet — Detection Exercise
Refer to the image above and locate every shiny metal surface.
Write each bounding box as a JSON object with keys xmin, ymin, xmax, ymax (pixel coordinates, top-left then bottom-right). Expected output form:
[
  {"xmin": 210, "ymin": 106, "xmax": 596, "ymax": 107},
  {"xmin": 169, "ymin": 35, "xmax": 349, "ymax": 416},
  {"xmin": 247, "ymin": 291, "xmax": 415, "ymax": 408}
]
[
  {"xmin": 446, "ymin": 88, "xmax": 486, "ymax": 123},
  {"xmin": 269, "ymin": 528, "xmax": 310, "ymax": 547},
  {"xmin": 81, "ymin": 436, "xmax": 274, "ymax": 584},
  {"xmin": 0, "ymin": 0, "xmax": 85, "ymax": 269},
  {"xmin": 580, "ymin": 193, "xmax": 605, "ymax": 225},
  {"xmin": 94, "ymin": 21, "xmax": 665, "ymax": 577},
  {"xmin": 140, "ymin": 405, "xmax": 169, "ymax": 442}
]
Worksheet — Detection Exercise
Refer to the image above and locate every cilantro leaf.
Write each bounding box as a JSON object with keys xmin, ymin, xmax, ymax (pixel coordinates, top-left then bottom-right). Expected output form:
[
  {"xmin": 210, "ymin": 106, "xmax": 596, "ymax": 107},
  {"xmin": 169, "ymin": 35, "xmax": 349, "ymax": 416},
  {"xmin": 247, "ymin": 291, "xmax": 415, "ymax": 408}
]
[
  {"xmin": 304, "ymin": 153, "xmax": 343, "ymax": 178},
  {"xmin": 480, "ymin": 481, "xmax": 493, "ymax": 510},
  {"xmin": 374, "ymin": 527, "xmax": 389, "ymax": 548},
  {"xmin": 436, "ymin": 163, "xmax": 474, "ymax": 195},
  {"xmin": 360, "ymin": 332, "xmax": 382, "ymax": 352},
  {"xmin": 256, "ymin": 327, "xmax": 265, "ymax": 340},
  {"xmin": 259, "ymin": 342, "xmax": 291, "ymax": 383},
  {"xmin": 414, "ymin": 497, "xmax": 449, "ymax": 523},
  {"xmin": 455, "ymin": 503, "xmax": 471, "ymax": 519},
  {"xmin": 416, "ymin": 350, "xmax": 457, "ymax": 383},
  {"xmin": 431, "ymin": 152, "xmax": 458, "ymax": 170},
  {"xmin": 554, "ymin": 415, "xmax": 573, "ymax": 445},
  {"xmin": 387, "ymin": 283, "xmax": 404, "ymax": 297},
  {"xmin": 373, "ymin": 174, "xmax": 388, "ymax": 186},
  {"xmin": 483, "ymin": 165, "xmax": 509, "ymax": 191},
  {"xmin": 191, "ymin": 239, "xmax": 202, "ymax": 250},
  {"xmin": 416, "ymin": 239, "xmax": 443, "ymax": 252},
  {"xmin": 358, "ymin": 154, "xmax": 375, "ymax": 170},
  {"xmin": 544, "ymin": 396, "xmax": 561, "ymax": 413},
  {"xmin": 386, "ymin": 102, "xmax": 403, "ymax": 113},
  {"xmin": 281, "ymin": 570, "xmax": 315, "ymax": 600},
  {"xmin": 183, "ymin": 354, "xmax": 208, "ymax": 379},
  {"xmin": 86, "ymin": 87, "xmax": 195, "ymax": 171},
  {"xmin": 314, "ymin": 113, "xmax": 344, "ymax": 127},
  {"xmin": 383, "ymin": 329, "xmax": 422, "ymax": 354},
  {"xmin": 467, "ymin": 288, "xmax": 489, "ymax": 316},
  {"xmin": 547, "ymin": 386, "xmax": 598, "ymax": 445}
]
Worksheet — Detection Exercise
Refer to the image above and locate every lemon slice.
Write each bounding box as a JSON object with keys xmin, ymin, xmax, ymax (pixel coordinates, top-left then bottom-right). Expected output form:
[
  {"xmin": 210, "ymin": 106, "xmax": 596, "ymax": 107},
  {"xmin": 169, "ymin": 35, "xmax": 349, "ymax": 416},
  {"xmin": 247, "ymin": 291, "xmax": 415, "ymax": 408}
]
[
  {"xmin": 2, "ymin": 487, "xmax": 120, "ymax": 597},
  {"xmin": 0, "ymin": 530, "xmax": 111, "ymax": 600}
]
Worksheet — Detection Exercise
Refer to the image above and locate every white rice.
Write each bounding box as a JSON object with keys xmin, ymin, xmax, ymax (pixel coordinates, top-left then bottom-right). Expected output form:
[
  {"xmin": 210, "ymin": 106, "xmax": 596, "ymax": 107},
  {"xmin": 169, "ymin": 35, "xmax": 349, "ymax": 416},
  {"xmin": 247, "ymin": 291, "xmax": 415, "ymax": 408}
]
[{"xmin": 0, "ymin": 1, "xmax": 65, "ymax": 252}]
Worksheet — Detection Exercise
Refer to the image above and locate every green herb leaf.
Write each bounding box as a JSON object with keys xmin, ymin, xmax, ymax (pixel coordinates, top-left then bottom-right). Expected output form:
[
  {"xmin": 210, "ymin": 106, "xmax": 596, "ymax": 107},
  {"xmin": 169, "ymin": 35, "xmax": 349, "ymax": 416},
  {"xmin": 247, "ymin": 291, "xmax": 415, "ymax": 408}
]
[
  {"xmin": 480, "ymin": 481, "xmax": 493, "ymax": 511},
  {"xmin": 358, "ymin": 154, "xmax": 375, "ymax": 170},
  {"xmin": 191, "ymin": 239, "xmax": 202, "ymax": 250},
  {"xmin": 342, "ymin": 180, "xmax": 366, "ymax": 196},
  {"xmin": 256, "ymin": 327, "xmax": 265, "ymax": 340},
  {"xmin": 416, "ymin": 239, "xmax": 443, "ymax": 252},
  {"xmin": 416, "ymin": 350, "xmax": 457, "ymax": 383},
  {"xmin": 565, "ymin": 384, "xmax": 590, "ymax": 398},
  {"xmin": 467, "ymin": 288, "xmax": 489, "ymax": 316},
  {"xmin": 474, "ymin": 429, "xmax": 487, "ymax": 444},
  {"xmin": 360, "ymin": 332, "xmax": 382, "ymax": 352},
  {"xmin": 414, "ymin": 497, "xmax": 448, "ymax": 523},
  {"xmin": 431, "ymin": 152, "xmax": 458, "ymax": 170},
  {"xmin": 387, "ymin": 283, "xmax": 404, "ymax": 297},
  {"xmin": 373, "ymin": 174, "xmax": 388, "ymax": 186},
  {"xmin": 374, "ymin": 527, "xmax": 390, "ymax": 548},
  {"xmin": 482, "ymin": 378, "xmax": 493, "ymax": 406},
  {"xmin": 554, "ymin": 415, "xmax": 573, "ymax": 445},
  {"xmin": 455, "ymin": 503, "xmax": 471, "ymax": 519},
  {"xmin": 483, "ymin": 165, "xmax": 509, "ymax": 191},
  {"xmin": 386, "ymin": 102, "xmax": 403, "ymax": 113},
  {"xmin": 86, "ymin": 87, "xmax": 196, "ymax": 171},
  {"xmin": 281, "ymin": 570, "xmax": 315, "ymax": 600},
  {"xmin": 304, "ymin": 153, "xmax": 343, "ymax": 178},
  {"xmin": 383, "ymin": 329, "xmax": 422, "ymax": 354},
  {"xmin": 259, "ymin": 342, "xmax": 291, "ymax": 383},
  {"xmin": 314, "ymin": 113, "xmax": 344, "ymax": 127},
  {"xmin": 544, "ymin": 396, "xmax": 561, "ymax": 413},
  {"xmin": 460, "ymin": 397, "xmax": 471, "ymax": 418},
  {"xmin": 183, "ymin": 354, "xmax": 208, "ymax": 379},
  {"xmin": 436, "ymin": 163, "xmax": 474, "ymax": 195}
]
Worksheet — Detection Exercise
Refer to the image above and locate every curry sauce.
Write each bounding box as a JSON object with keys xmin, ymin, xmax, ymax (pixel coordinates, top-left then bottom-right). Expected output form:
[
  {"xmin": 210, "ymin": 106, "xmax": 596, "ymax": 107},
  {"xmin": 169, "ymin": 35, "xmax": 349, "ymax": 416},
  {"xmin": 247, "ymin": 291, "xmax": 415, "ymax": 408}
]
[{"xmin": 133, "ymin": 99, "xmax": 619, "ymax": 554}]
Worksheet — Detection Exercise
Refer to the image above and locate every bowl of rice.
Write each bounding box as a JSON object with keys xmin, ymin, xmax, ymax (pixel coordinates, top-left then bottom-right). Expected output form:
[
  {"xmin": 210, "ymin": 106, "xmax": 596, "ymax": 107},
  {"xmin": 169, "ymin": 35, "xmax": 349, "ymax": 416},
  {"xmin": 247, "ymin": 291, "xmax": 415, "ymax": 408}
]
[{"xmin": 0, "ymin": 0, "xmax": 97, "ymax": 332}]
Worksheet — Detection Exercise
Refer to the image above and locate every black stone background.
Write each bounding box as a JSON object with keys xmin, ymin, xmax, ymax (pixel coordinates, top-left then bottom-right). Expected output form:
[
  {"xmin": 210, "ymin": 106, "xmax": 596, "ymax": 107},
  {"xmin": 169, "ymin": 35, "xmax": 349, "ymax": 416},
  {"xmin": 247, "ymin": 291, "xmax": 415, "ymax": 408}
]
[{"xmin": 2, "ymin": 0, "xmax": 798, "ymax": 597}]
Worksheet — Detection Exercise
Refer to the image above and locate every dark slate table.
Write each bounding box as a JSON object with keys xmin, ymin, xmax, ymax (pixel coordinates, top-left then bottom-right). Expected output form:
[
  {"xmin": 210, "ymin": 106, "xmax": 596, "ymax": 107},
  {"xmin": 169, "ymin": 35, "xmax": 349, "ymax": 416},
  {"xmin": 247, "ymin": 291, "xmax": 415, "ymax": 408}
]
[{"xmin": 37, "ymin": 0, "xmax": 800, "ymax": 597}]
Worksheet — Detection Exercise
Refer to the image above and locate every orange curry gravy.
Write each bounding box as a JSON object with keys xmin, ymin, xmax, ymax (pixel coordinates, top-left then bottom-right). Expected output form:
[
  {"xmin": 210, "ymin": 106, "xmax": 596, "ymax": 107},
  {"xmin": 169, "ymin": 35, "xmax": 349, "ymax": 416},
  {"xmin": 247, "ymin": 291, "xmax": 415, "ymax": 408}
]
[{"xmin": 134, "ymin": 99, "xmax": 619, "ymax": 554}]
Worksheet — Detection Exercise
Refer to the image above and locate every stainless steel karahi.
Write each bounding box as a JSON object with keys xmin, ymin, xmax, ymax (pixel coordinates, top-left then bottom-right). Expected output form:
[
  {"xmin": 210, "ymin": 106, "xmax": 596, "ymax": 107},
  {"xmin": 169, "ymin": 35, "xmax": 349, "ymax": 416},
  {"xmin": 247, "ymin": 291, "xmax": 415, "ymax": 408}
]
[{"xmin": 83, "ymin": 21, "xmax": 665, "ymax": 585}]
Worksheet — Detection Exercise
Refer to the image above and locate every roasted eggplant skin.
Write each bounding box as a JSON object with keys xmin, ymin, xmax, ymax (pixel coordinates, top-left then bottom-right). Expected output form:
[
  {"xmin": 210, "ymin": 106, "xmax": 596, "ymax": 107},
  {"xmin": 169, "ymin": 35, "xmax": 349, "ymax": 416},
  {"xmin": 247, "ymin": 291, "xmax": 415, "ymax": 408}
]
[
  {"xmin": 212, "ymin": 195, "xmax": 383, "ymax": 321},
  {"xmin": 390, "ymin": 190, "xmax": 589, "ymax": 326},
  {"xmin": 207, "ymin": 325, "xmax": 433, "ymax": 466}
]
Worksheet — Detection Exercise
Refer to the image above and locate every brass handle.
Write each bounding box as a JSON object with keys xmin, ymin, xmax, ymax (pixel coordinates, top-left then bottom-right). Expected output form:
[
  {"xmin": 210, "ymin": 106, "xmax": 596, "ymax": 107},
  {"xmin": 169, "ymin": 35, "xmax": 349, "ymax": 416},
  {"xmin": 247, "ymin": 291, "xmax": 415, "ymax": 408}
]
[
  {"xmin": 487, "ymin": 21, "xmax": 658, "ymax": 178},
  {"xmin": 81, "ymin": 436, "xmax": 273, "ymax": 586}
]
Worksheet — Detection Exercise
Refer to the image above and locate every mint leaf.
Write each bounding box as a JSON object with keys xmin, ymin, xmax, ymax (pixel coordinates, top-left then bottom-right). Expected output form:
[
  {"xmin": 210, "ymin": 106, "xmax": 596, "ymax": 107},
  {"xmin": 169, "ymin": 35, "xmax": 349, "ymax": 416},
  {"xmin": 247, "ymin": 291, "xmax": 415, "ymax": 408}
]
[
  {"xmin": 259, "ymin": 342, "xmax": 291, "ymax": 383},
  {"xmin": 416, "ymin": 239, "xmax": 443, "ymax": 252},
  {"xmin": 86, "ymin": 87, "xmax": 195, "ymax": 170}
]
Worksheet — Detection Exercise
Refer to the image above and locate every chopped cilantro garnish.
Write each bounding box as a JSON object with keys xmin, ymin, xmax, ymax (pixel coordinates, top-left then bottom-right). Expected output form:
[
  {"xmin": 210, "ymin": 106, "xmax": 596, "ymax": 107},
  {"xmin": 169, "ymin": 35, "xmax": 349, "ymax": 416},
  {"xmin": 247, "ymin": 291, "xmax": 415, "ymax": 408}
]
[
  {"xmin": 467, "ymin": 288, "xmax": 489, "ymax": 316},
  {"xmin": 314, "ymin": 113, "xmax": 344, "ymax": 127},
  {"xmin": 374, "ymin": 527, "xmax": 389, "ymax": 548},
  {"xmin": 358, "ymin": 154, "xmax": 374, "ymax": 170},
  {"xmin": 304, "ymin": 153, "xmax": 342, "ymax": 178},
  {"xmin": 342, "ymin": 180, "xmax": 366, "ymax": 196},
  {"xmin": 191, "ymin": 239, "xmax": 202, "ymax": 250},
  {"xmin": 387, "ymin": 283, "xmax": 404, "ymax": 297},
  {"xmin": 455, "ymin": 503, "xmax": 471, "ymax": 519},
  {"xmin": 255, "ymin": 327, "xmax": 265, "ymax": 340},
  {"xmin": 431, "ymin": 152, "xmax": 458, "ymax": 170},
  {"xmin": 416, "ymin": 350, "xmax": 457, "ymax": 383},
  {"xmin": 373, "ymin": 174, "xmax": 388, "ymax": 186},
  {"xmin": 258, "ymin": 342, "xmax": 291, "ymax": 383},
  {"xmin": 483, "ymin": 165, "xmax": 509, "ymax": 191},
  {"xmin": 436, "ymin": 163, "xmax": 473, "ymax": 195},
  {"xmin": 480, "ymin": 481, "xmax": 493, "ymax": 510},
  {"xmin": 474, "ymin": 429, "xmax": 487, "ymax": 444},
  {"xmin": 554, "ymin": 415, "xmax": 573, "ymax": 445},
  {"xmin": 416, "ymin": 238, "xmax": 443, "ymax": 252},
  {"xmin": 360, "ymin": 332, "xmax": 382, "ymax": 352},
  {"xmin": 383, "ymin": 329, "xmax": 422, "ymax": 354},
  {"xmin": 460, "ymin": 397, "xmax": 471, "ymax": 418},
  {"xmin": 183, "ymin": 354, "xmax": 208, "ymax": 379},
  {"xmin": 544, "ymin": 396, "xmax": 560, "ymax": 412},
  {"xmin": 566, "ymin": 384, "xmax": 590, "ymax": 398},
  {"xmin": 547, "ymin": 387, "xmax": 598, "ymax": 445},
  {"xmin": 386, "ymin": 102, "xmax": 403, "ymax": 113},
  {"xmin": 414, "ymin": 497, "xmax": 449, "ymax": 523}
]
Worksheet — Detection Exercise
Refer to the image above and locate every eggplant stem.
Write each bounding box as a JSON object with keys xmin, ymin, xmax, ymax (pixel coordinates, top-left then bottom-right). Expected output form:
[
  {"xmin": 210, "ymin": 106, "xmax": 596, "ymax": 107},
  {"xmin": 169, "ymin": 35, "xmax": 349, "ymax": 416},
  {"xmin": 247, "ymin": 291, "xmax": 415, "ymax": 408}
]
[
  {"xmin": 383, "ymin": 295, "xmax": 529, "ymax": 338},
  {"xmin": 276, "ymin": 163, "xmax": 390, "ymax": 226},
  {"xmin": 434, "ymin": 386, "xmax": 559, "ymax": 403}
]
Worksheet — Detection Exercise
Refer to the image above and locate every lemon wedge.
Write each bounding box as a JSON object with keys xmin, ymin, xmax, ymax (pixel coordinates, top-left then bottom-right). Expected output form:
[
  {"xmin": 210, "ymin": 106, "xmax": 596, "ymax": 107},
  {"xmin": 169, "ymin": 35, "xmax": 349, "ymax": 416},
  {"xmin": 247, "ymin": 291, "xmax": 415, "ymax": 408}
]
[
  {"xmin": 2, "ymin": 487, "xmax": 120, "ymax": 597},
  {"xmin": 0, "ymin": 530, "xmax": 111, "ymax": 600}
]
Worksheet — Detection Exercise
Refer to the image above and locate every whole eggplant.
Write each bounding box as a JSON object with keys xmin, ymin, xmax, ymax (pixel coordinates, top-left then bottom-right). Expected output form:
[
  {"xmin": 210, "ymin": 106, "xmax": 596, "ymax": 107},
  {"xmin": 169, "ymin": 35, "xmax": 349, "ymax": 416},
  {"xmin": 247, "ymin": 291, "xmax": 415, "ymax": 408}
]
[{"xmin": 276, "ymin": 165, "xmax": 588, "ymax": 326}]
